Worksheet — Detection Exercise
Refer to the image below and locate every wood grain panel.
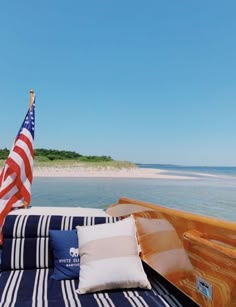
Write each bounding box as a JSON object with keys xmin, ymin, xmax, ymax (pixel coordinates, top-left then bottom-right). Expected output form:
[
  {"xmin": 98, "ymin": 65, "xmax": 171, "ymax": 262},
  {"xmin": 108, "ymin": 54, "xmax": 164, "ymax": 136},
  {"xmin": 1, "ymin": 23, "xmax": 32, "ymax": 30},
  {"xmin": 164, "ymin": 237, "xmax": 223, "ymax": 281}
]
[{"xmin": 107, "ymin": 198, "xmax": 236, "ymax": 307}]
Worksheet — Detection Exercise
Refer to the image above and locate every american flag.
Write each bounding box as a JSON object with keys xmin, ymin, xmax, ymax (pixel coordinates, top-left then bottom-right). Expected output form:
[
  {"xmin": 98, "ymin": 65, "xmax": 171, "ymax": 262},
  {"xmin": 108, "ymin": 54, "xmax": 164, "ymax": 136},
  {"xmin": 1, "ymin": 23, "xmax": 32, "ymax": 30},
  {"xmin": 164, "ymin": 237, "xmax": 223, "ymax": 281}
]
[{"xmin": 0, "ymin": 92, "xmax": 35, "ymax": 242}]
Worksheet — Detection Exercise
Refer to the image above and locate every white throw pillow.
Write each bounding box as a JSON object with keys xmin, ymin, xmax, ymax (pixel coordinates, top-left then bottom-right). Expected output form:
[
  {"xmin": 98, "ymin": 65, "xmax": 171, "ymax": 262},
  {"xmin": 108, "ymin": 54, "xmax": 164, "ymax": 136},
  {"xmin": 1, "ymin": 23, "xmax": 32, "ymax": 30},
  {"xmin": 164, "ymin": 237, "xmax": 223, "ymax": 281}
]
[{"xmin": 76, "ymin": 216, "xmax": 151, "ymax": 294}]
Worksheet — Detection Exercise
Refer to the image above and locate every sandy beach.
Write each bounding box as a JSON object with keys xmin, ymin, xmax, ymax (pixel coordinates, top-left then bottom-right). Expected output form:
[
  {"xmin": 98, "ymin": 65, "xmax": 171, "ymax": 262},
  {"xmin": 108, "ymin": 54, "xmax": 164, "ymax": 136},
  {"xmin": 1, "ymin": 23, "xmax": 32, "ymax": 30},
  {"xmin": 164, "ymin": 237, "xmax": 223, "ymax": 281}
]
[{"xmin": 33, "ymin": 166, "xmax": 193, "ymax": 180}]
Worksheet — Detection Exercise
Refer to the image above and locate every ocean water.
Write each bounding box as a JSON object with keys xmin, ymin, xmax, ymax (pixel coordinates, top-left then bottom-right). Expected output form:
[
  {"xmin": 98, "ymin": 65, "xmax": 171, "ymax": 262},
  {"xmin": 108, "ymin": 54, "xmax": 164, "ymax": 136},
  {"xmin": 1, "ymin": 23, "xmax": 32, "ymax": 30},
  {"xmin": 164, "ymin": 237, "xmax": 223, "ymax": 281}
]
[
  {"xmin": 138, "ymin": 164, "xmax": 236, "ymax": 177},
  {"xmin": 31, "ymin": 165, "xmax": 236, "ymax": 222}
]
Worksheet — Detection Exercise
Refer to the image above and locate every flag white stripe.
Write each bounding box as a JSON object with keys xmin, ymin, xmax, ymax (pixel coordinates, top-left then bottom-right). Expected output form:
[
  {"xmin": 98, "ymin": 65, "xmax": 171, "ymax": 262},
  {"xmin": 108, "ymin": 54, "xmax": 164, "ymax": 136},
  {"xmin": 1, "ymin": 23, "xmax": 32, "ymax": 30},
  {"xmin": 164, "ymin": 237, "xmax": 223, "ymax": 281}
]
[
  {"xmin": 21, "ymin": 128, "xmax": 33, "ymax": 144},
  {"xmin": 16, "ymin": 138, "xmax": 34, "ymax": 165},
  {"xmin": 0, "ymin": 186, "xmax": 18, "ymax": 212},
  {"xmin": 0, "ymin": 164, "xmax": 9, "ymax": 186},
  {"xmin": 9, "ymin": 151, "xmax": 31, "ymax": 194},
  {"xmin": 12, "ymin": 198, "xmax": 24, "ymax": 208},
  {"xmin": 0, "ymin": 185, "xmax": 18, "ymax": 201},
  {"xmin": 0, "ymin": 172, "xmax": 16, "ymax": 193}
]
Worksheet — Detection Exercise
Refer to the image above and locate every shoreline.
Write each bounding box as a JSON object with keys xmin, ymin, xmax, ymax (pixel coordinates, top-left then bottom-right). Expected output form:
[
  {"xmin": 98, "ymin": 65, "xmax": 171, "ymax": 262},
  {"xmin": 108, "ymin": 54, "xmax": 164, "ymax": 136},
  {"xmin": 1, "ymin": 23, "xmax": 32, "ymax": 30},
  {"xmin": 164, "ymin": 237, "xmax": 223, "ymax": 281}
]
[{"xmin": 33, "ymin": 166, "xmax": 194, "ymax": 180}]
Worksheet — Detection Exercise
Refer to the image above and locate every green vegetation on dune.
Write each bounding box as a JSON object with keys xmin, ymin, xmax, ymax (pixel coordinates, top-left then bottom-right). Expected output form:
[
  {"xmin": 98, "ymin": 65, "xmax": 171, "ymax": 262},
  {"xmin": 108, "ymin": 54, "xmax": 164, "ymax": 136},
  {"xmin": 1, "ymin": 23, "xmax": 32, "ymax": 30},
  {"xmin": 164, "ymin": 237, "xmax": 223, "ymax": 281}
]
[
  {"xmin": 0, "ymin": 148, "xmax": 137, "ymax": 169},
  {"xmin": 0, "ymin": 148, "xmax": 112, "ymax": 162},
  {"xmin": 35, "ymin": 148, "xmax": 82, "ymax": 161},
  {"xmin": 35, "ymin": 149, "xmax": 114, "ymax": 164},
  {"xmin": 34, "ymin": 160, "xmax": 136, "ymax": 169}
]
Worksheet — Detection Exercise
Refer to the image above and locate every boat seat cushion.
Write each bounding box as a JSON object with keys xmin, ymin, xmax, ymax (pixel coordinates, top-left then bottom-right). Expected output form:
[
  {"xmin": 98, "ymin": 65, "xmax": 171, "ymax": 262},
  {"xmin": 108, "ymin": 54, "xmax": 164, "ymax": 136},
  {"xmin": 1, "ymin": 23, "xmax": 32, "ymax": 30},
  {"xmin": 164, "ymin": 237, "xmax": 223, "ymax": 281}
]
[
  {"xmin": 0, "ymin": 267, "xmax": 176, "ymax": 307},
  {"xmin": 0, "ymin": 213, "xmax": 199, "ymax": 307},
  {"xmin": 1, "ymin": 214, "xmax": 118, "ymax": 271}
]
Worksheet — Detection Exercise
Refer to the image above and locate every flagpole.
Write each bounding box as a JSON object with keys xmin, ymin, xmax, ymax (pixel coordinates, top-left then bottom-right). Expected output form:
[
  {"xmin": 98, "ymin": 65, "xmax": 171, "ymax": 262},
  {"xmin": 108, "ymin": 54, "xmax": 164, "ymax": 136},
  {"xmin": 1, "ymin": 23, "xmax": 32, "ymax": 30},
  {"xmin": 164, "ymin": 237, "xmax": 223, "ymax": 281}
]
[{"xmin": 24, "ymin": 89, "xmax": 35, "ymax": 209}]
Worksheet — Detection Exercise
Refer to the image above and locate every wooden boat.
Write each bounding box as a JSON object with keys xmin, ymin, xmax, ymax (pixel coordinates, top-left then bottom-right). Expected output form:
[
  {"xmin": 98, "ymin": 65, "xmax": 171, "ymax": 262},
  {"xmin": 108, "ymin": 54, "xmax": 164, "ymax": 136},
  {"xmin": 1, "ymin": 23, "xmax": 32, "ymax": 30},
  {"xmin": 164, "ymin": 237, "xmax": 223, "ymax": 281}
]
[
  {"xmin": 0, "ymin": 91, "xmax": 235, "ymax": 306},
  {"xmin": 107, "ymin": 197, "xmax": 236, "ymax": 307},
  {"xmin": 0, "ymin": 198, "xmax": 234, "ymax": 306}
]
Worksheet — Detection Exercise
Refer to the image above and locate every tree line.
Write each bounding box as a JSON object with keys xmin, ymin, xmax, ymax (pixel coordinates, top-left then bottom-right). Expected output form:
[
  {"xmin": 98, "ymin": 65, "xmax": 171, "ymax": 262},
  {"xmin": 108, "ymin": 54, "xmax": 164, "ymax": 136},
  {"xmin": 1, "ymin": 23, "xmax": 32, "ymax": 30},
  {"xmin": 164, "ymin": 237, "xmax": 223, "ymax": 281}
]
[{"xmin": 0, "ymin": 148, "xmax": 113, "ymax": 162}]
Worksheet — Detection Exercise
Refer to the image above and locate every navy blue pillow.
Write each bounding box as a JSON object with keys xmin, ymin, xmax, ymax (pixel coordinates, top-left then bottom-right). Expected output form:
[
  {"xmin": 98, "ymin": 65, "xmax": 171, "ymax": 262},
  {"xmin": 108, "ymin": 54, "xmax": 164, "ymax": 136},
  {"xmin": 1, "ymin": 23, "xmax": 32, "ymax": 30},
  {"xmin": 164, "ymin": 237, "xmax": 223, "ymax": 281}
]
[{"xmin": 49, "ymin": 229, "xmax": 80, "ymax": 280}]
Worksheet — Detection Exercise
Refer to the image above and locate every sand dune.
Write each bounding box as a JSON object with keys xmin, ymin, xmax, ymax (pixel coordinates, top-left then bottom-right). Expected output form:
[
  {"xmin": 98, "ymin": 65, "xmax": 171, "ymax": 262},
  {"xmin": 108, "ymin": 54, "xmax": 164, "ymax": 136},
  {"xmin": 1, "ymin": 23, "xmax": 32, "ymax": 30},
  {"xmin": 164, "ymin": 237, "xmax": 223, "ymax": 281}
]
[{"xmin": 33, "ymin": 166, "xmax": 193, "ymax": 180}]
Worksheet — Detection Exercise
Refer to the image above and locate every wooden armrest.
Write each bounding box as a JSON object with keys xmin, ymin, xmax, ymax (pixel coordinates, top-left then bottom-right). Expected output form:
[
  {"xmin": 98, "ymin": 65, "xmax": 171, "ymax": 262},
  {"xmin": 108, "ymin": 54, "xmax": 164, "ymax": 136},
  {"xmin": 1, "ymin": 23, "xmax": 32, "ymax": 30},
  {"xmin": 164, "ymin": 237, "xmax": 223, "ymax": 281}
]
[{"xmin": 183, "ymin": 230, "xmax": 236, "ymax": 259}]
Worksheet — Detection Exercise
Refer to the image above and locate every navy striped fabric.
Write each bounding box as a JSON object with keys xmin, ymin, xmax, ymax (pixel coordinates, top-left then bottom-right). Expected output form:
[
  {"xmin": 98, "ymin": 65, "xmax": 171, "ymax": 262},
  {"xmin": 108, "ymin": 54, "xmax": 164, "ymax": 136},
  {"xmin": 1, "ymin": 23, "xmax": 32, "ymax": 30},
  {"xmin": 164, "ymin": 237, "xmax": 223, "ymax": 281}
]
[
  {"xmin": 0, "ymin": 268, "xmax": 173, "ymax": 307},
  {"xmin": 0, "ymin": 214, "xmax": 199, "ymax": 307},
  {"xmin": 1, "ymin": 215, "xmax": 118, "ymax": 270}
]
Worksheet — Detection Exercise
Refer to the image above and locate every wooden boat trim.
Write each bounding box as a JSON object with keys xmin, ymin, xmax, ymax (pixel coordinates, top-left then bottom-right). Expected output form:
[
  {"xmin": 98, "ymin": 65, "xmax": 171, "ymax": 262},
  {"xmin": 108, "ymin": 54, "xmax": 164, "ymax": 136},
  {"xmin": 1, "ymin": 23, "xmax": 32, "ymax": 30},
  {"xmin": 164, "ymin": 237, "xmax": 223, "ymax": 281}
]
[
  {"xmin": 107, "ymin": 197, "xmax": 236, "ymax": 307},
  {"xmin": 114, "ymin": 197, "xmax": 236, "ymax": 231}
]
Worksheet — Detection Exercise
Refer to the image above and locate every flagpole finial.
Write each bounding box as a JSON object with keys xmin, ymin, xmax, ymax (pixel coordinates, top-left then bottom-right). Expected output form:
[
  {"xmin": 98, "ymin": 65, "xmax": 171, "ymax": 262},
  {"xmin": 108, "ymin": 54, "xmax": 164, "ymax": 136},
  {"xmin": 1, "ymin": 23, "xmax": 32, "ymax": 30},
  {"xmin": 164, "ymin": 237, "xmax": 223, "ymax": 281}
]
[{"xmin": 29, "ymin": 89, "xmax": 35, "ymax": 110}]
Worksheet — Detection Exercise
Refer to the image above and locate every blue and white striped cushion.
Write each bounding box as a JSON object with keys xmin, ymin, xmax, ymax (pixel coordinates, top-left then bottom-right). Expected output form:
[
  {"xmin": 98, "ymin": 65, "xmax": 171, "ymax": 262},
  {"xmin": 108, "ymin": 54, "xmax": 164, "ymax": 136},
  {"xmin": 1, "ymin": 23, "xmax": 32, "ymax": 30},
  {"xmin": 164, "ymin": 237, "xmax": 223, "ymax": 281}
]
[
  {"xmin": 0, "ymin": 214, "xmax": 198, "ymax": 307},
  {"xmin": 1, "ymin": 215, "xmax": 118, "ymax": 271},
  {"xmin": 0, "ymin": 268, "xmax": 173, "ymax": 307}
]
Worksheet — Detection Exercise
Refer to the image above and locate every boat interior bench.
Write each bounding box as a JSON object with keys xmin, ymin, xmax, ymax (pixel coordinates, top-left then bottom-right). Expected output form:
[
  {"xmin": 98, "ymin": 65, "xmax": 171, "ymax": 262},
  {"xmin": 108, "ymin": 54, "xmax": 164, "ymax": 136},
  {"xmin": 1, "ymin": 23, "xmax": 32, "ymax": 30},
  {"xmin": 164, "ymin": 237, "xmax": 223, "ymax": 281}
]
[{"xmin": 0, "ymin": 213, "xmax": 198, "ymax": 307}]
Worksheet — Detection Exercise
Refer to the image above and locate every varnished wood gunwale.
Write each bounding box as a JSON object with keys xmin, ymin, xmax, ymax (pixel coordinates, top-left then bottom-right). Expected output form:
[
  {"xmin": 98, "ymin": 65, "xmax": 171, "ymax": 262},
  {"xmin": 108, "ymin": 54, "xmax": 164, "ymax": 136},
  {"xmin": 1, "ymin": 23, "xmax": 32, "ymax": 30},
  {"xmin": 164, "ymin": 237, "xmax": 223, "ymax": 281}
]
[{"xmin": 113, "ymin": 197, "xmax": 236, "ymax": 231}]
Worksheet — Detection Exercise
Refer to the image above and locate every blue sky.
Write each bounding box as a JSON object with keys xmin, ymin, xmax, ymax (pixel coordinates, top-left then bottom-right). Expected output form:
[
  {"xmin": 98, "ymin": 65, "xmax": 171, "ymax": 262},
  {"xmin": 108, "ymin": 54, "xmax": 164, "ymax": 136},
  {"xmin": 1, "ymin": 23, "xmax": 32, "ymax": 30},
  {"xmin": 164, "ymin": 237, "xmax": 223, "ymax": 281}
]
[{"xmin": 0, "ymin": 1, "xmax": 236, "ymax": 165}]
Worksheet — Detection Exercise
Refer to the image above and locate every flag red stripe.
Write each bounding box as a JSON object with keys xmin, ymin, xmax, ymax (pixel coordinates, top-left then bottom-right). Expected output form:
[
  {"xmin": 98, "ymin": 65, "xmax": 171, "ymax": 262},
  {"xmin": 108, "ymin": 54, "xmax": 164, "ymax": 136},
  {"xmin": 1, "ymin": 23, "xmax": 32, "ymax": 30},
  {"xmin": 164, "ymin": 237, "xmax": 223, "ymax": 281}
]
[
  {"xmin": 0, "ymin": 194, "xmax": 20, "ymax": 245},
  {"xmin": 0, "ymin": 165, "xmax": 14, "ymax": 183},
  {"xmin": 0, "ymin": 180, "xmax": 16, "ymax": 198},
  {"xmin": 16, "ymin": 133, "xmax": 34, "ymax": 158},
  {"xmin": 0, "ymin": 195, "xmax": 19, "ymax": 227},
  {"xmin": 6, "ymin": 158, "xmax": 31, "ymax": 203},
  {"xmin": 9, "ymin": 145, "xmax": 33, "ymax": 183}
]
